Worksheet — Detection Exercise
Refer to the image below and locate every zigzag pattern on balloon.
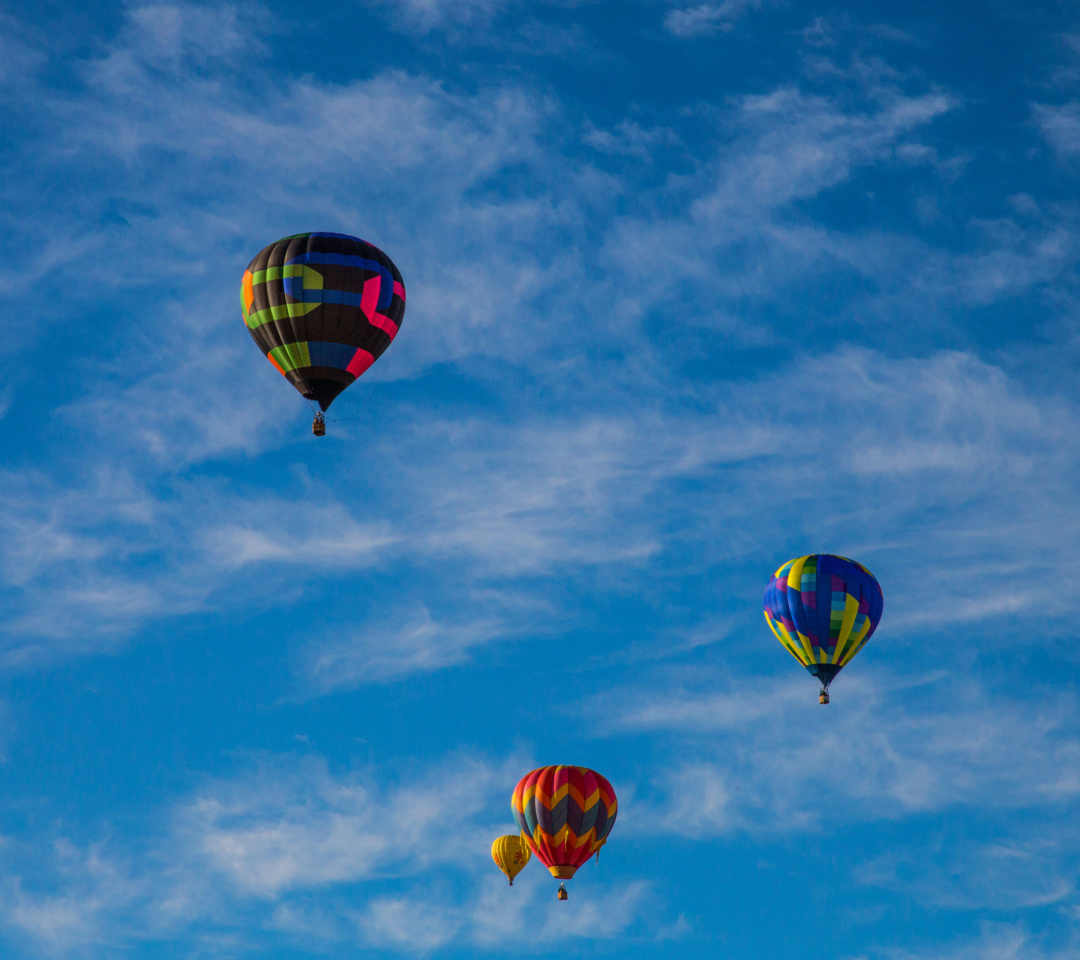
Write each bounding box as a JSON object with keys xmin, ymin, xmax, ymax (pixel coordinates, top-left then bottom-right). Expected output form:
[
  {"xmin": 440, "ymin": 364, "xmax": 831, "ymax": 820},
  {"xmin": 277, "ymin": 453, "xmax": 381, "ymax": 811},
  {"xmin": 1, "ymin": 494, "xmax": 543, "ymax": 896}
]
[{"xmin": 511, "ymin": 765, "xmax": 617, "ymax": 879}]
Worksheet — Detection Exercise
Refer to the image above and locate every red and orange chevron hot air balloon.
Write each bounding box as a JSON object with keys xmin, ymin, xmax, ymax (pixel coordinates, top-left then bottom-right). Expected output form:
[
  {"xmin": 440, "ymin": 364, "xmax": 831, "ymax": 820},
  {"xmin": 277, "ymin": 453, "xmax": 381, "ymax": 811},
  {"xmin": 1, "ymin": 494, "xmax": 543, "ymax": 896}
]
[{"xmin": 511, "ymin": 765, "xmax": 617, "ymax": 899}]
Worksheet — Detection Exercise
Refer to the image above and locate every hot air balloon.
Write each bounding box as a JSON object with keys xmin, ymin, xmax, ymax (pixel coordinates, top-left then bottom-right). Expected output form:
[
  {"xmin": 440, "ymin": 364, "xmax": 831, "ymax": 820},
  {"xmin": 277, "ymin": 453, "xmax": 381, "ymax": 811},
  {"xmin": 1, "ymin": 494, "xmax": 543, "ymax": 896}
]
[
  {"xmin": 511, "ymin": 765, "xmax": 617, "ymax": 900},
  {"xmin": 491, "ymin": 835, "xmax": 531, "ymax": 886},
  {"xmin": 241, "ymin": 232, "xmax": 405, "ymax": 435},
  {"xmin": 763, "ymin": 554, "xmax": 883, "ymax": 703}
]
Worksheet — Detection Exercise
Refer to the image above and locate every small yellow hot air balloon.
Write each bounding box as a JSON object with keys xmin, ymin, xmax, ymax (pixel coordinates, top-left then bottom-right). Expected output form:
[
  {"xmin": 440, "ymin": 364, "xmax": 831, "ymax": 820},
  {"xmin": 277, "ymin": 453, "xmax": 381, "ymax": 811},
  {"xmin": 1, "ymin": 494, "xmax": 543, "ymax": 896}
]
[{"xmin": 491, "ymin": 835, "xmax": 531, "ymax": 886}]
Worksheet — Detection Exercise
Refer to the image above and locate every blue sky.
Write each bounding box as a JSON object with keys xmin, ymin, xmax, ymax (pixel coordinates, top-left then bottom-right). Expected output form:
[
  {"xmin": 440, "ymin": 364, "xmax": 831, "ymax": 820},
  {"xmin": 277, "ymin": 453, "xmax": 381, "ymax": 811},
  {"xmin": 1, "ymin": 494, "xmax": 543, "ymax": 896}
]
[{"xmin": 2, "ymin": 0, "xmax": 1080, "ymax": 956}]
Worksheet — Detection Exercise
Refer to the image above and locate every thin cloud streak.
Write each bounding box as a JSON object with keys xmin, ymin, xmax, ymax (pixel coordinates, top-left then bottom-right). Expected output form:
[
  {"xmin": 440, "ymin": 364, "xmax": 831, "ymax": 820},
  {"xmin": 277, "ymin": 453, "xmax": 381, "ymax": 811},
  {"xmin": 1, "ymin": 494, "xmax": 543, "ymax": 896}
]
[
  {"xmin": 664, "ymin": 1, "xmax": 764, "ymax": 38},
  {"xmin": 594, "ymin": 670, "xmax": 1080, "ymax": 833},
  {"xmin": 5, "ymin": 346, "xmax": 1080, "ymax": 673},
  {"xmin": 0, "ymin": 750, "xmax": 656, "ymax": 954},
  {"xmin": 308, "ymin": 606, "xmax": 517, "ymax": 687}
]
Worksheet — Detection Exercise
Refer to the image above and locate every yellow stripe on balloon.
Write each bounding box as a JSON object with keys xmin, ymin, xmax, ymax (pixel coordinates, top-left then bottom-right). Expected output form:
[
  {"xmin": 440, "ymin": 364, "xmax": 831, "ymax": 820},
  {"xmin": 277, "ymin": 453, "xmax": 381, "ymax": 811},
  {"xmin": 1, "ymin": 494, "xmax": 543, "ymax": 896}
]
[
  {"xmin": 786, "ymin": 555, "xmax": 809, "ymax": 592},
  {"xmin": 832, "ymin": 593, "xmax": 860, "ymax": 663},
  {"xmin": 782, "ymin": 626, "xmax": 810, "ymax": 666},
  {"xmin": 765, "ymin": 613, "xmax": 808, "ymax": 665},
  {"xmin": 786, "ymin": 557, "xmax": 817, "ymax": 662},
  {"xmin": 774, "ymin": 558, "xmax": 796, "ymax": 580},
  {"xmin": 839, "ymin": 617, "xmax": 873, "ymax": 665}
]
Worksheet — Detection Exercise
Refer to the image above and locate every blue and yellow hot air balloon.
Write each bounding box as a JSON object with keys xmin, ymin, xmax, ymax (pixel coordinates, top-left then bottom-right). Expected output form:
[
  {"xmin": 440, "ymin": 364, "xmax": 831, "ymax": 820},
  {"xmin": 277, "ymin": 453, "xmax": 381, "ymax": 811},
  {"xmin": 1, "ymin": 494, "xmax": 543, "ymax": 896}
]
[{"xmin": 763, "ymin": 554, "xmax": 883, "ymax": 703}]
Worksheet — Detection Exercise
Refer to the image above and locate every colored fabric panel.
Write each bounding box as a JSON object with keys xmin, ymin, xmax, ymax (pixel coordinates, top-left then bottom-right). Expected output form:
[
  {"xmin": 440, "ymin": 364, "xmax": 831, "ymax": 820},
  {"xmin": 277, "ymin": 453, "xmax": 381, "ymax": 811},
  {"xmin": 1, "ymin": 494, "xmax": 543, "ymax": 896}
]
[
  {"xmin": 268, "ymin": 341, "xmax": 311, "ymax": 373},
  {"xmin": 361, "ymin": 276, "xmax": 381, "ymax": 319},
  {"xmin": 284, "ymin": 252, "xmax": 394, "ymax": 309},
  {"xmin": 307, "ymin": 341, "xmax": 356, "ymax": 370},
  {"xmin": 347, "ymin": 348, "xmax": 375, "ymax": 377},
  {"xmin": 241, "ymin": 270, "xmax": 255, "ymax": 322},
  {"xmin": 763, "ymin": 612, "xmax": 804, "ymax": 663},
  {"xmin": 369, "ymin": 312, "xmax": 399, "ymax": 338},
  {"xmin": 245, "ymin": 301, "xmax": 321, "ymax": 329}
]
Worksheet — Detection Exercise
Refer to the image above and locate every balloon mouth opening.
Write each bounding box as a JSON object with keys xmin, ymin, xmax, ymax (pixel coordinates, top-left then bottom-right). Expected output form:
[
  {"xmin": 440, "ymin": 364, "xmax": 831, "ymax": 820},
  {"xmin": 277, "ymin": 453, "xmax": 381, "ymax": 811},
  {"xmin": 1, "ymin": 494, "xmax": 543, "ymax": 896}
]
[
  {"xmin": 805, "ymin": 663, "xmax": 843, "ymax": 688},
  {"xmin": 548, "ymin": 866, "xmax": 577, "ymax": 880},
  {"xmin": 293, "ymin": 376, "xmax": 351, "ymax": 411}
]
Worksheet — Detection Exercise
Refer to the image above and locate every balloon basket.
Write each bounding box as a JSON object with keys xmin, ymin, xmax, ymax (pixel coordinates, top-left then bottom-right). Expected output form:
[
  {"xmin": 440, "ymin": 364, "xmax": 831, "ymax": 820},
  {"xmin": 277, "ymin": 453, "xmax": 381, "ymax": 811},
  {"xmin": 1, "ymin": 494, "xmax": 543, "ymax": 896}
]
[
  {"xmin": 557, "ymin": 884, "xmax": 568, "ymax": 901},
  {"xmin": 819, "ymin": 688, "xmax": 830, "ymax": 705},
  {"xmin": 312, "ymin": 413, "xmax": 326, "ymax": 437}
]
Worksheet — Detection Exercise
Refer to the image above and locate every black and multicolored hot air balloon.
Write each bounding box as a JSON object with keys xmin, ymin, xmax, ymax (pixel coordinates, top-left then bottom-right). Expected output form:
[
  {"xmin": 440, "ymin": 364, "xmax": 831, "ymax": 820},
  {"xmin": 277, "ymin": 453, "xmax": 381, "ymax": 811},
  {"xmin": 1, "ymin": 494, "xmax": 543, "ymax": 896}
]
[
  {"xmin": 491, "ymin": 835, "xmax": 531, "ymax": 886},
  {"xmin": 763, "ymin": 554, "xmax": 884, "ymax": 703},
  {"xmin": 511, "ymin": 765, "xmax": 617, "ymax": 900},
  {"xmin": 241, "ymin": 232, "xmax": 405, "ymax": 435}
]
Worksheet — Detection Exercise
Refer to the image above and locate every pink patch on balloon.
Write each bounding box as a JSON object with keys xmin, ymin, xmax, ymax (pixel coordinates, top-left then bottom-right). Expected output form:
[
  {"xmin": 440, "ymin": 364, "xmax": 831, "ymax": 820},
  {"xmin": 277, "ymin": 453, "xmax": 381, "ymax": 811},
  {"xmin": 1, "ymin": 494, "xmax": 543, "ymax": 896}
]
[
  {"xmin": 347, "ymin": 348, "xmax": 375, "ymax": 377},
  {"xmin": 360, "ymin": 276, "xmax": 400, "ymax": 338},
  {"xmin": 369, "ymin": 313, "xmax": 399, "ymax": 338},
  {"xmin": 361, "ymin": 276, "xmax": 381, "ymax": 320}
]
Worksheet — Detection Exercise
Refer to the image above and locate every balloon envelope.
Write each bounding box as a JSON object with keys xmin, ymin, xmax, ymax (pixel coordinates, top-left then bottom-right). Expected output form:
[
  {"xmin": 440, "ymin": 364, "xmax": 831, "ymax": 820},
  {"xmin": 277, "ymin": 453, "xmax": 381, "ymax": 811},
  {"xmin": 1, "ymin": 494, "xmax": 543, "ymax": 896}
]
[
  {"xmin": 491, "ymin": 835, "xmax": 531, "ymax": 885},
  {"xmin": 511, "ymin": 766, "xmax": 617, "ymax": 880},
  {"xmin": 241, "ymin": 232, "xmax": 405, "ymax": 411},
  {"xmin": 763, "ymin": 554, "xmax": 883, "ymax": 690}
]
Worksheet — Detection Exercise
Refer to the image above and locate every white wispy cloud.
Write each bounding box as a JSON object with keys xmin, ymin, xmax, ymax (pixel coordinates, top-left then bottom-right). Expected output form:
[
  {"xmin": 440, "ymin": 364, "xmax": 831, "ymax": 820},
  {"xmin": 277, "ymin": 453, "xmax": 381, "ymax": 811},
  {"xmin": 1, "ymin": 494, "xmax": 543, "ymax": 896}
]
[
  {"xmin": 6, "ymin": 343, "xmax": 1080, "ymax": 675},
  {"xmin": 6, "ymin": 0, "xmax": 1045, "ymax": 467},
  {"xmin": 0, "ymin": 3, "xmax": 1076, "ymax": 690},
  {"xmin": 4, "ymin": 4, "xmax": 1080, "ymax": 960},
  {"xmin": 307, "ymin": 605, "xmax": 516, "ymax": 687},
  {"xmin": 183, "ymin": 754, "xmax": 506, "ymax": 895},
  {"xmin": 884, "ymin": 922, "xmax": 1077, "ymax": 960},
  {"xmin": 0, "ymin": 838, "xmax": 195, "ymax": 955},
  {"xmin": 1034, "ymin": 102, "xmax": 1080, "ymax": 159},
  {"xmin": 664, "ymin": 0, "xmax": 764, "ymax": 38},
  {"xmin": 368, "ymin": 0, "xmax": 521, "ymax": 35},
  {"xmin": 0, "ymin": 17, "xmax": 45, "ymax": 92},
  {"xmin": 0, "ymin": 750, "xmax": 653, "ymax": 954},
  {"xmin": 593, "ymin": 670, "xmax": 1080, "ymax": 833},
  {"xmin": 356, "ymin": 877, "xmax": 648, "ymax": 951},
  {"xmin": 857, "ymin": 838, "xmax": 1077, "ymax": 911},
  {"xmin": 582, "ymin": 119, "xmax": 680, "ymax": 158}
]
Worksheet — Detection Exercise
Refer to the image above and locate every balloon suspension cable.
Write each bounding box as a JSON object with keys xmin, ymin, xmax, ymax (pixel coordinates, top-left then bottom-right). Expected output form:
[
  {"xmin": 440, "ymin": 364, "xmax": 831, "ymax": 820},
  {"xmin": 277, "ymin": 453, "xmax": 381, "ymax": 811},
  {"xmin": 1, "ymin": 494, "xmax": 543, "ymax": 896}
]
[{"xmin": 327, "ymin": 345, "xmax": 394, "ymax": 425}]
